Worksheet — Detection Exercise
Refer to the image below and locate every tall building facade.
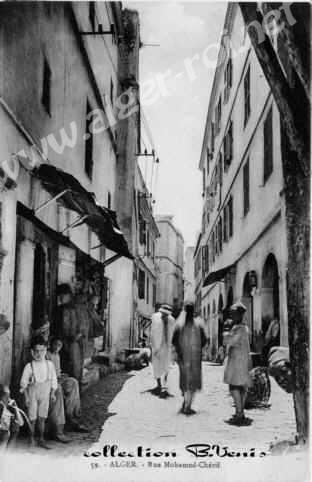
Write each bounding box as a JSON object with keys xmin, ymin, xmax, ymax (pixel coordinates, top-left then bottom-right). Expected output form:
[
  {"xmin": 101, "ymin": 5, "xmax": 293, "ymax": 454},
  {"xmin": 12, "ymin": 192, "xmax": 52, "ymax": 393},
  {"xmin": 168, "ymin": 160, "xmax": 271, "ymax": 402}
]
[
  {"xmin": 0, "ymin": 2, "xmax": 143, "ymax": 385},
  {"xmin": 155, "ymin": 215, "xmax": 184, "ymax": 318},
  {"xmin": 197, "ymin": 4, "xmax": 288, "ymax": 359}
]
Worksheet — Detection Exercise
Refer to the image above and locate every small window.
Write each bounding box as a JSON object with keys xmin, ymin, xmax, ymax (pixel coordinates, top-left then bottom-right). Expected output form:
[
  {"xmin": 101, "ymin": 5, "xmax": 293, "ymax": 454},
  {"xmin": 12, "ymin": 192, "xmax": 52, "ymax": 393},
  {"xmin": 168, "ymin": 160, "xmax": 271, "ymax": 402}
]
[
  {"xmin": 84, "ymin": 100, "xmax": 94, "ymax": 180},
  {"xmin": 224, "ymin": 54, "xmax": 232, "ymax": 103},
  {"xmin": 107, "ymin": 191, "xmax": 111, "ymax": 209},
  {"xmin": 139, "ymin": 218, "xmax": 146, "ymax": 245},
  {"xmin": 89, "ymin": 2, "xmax": 96, "ymax": 31},
  {"xmin": 223, "ymin": 205, "xmax": 228, "ymax": 242},
  {"xmin": 228, "ymin": 196, "xmax": 233, "ymax": 237},
  {"xmin": 224, "ymin": 121, "xmax": 233, "ymax": 171},
  {"xmin": 206, "ymin": 148, "xmax": 210, "ymax": 175},
  {"xmin": 42, "ymin": 58, "xmax": 51, "ymax": 115},
  {"xmin": 263, "ymin": 106, "xmax": 273, "ymax": 183},
  {"xmin": 243, "ymin": 159, "xmax": 250, "ymax": 216},
  {"xmin": 146, "ymin": 230, "xmax": 150, "ymax": 256},
  {"xmin": 218, "ymin": 217, "xmax": 223, "ymax": 253},
  {"xmin": 215, "ymin": 96, "xmax": 222, "ymax": 134},
  {"xmin": 244, "ymin": 65, "xmax": 251, "ymax": 127},
  {"xmin": 138, "ymin": 270, "xmax": 145, "ymax": 299},
  {"xmin": 146, "ymin": 276, "xmax": 149, "ymax": 304},
  {"xmin": 110, "ymin": 78, "xmax": 114, "ymax": 107},
  {"xmin": 153, "ymin": 283, "xmax": 156, "ymax": 308}
]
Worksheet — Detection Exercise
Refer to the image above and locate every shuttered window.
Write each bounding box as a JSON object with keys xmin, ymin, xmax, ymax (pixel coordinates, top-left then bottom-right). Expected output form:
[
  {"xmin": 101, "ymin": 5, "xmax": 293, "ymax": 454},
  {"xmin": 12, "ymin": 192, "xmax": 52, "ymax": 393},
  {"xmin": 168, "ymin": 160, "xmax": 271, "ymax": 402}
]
[
  {"xmin": 146, "ymin": 276, "xmax": 149, "ymax": 304},
  {"xmin": 263, "ymin": 106, "xmax": 273, "ymax": 183},
  {"xmin": 42, "ymin": 58, "xmax": 51, "ymax": 115},
  {"xmin": 223, "ymin": 205, "xmax": 228, "ymax": 242},
  {"xmin": 206, "ymin": 148, "xmax": 210, "ymax": 174},
  {"xmin": 139, "ymin": 218, "xmax": 146, "ymax": 245},
  {"xmin": 218, "ymin": 217, "xmax": 223, "ymax": 253},
  {"xmin": 85, "ymin": 99, "xmax": 94, "ymax": 179},
  {"xmin": 244, "ymin": 66, "xmax": 251, "ymax": 127},
  {"xmin": 224, "ymin": 55, "xmax": 233, "ymax": 103},
  {"xmin": 243, "ymin": 159, "xmax": 250, "ymax": 216},
  {"xmin": 228, "ymin": 196, "xmax": 233, "ymax": 238},
  {"xmin": 224, "ymin": 121, "xmax": 233, "ymax": 171},
  {"xmin": 138, "ymin": 269, "xmax": 145, "ymax": 299}
]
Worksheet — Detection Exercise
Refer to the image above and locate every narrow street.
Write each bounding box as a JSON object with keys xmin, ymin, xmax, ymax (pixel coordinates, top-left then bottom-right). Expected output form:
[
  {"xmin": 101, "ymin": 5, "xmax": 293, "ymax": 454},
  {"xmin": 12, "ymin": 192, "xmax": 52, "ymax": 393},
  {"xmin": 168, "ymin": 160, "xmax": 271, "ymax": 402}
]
[
  {"xmin": 90, "ymin": 363, "xmax": 296, "ymax": 454},
  {"xmin": 15, "ymin": 361, "xmax": 297, "ymax": 456},
  {"xmin": 1, "ymin": 363, "xmax": 308, "ymax": 482}
]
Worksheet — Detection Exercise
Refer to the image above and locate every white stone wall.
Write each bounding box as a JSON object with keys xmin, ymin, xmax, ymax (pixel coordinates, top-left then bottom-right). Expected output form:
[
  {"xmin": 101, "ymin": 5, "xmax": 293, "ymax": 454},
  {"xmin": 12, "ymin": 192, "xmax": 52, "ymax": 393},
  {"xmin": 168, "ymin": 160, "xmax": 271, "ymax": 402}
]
[{"xmin": 199, "ymin": 4, "xmax": 289, "ymax": 357}]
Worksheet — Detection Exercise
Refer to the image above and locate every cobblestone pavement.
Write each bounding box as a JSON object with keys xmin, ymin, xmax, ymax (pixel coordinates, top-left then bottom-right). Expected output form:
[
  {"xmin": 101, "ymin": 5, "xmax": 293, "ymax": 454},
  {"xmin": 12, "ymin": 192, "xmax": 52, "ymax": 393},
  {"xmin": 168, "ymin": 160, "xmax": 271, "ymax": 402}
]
[
  {"xmin": 1, "ymin": 363, "xmax": 308, "ymax": 482},
  {"xmin": 94, "ymin": 362, "xmax": 297, "ymax": 454}
]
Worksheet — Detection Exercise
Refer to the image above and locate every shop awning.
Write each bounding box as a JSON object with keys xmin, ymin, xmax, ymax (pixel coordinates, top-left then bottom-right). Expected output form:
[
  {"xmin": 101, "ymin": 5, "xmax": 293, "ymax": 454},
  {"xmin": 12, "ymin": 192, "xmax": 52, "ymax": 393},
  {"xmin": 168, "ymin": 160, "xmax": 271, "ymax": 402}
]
[
  {"xmin": 203, "ymin": 263, "xmax": 236, "ymax": 287},
  {"xmin": 73, "ymin": 212, "xmax": 133, "ymax": 259},
  {"xmin": 33, "ymin": 164, "xmax": 133, "ymax": 259}
]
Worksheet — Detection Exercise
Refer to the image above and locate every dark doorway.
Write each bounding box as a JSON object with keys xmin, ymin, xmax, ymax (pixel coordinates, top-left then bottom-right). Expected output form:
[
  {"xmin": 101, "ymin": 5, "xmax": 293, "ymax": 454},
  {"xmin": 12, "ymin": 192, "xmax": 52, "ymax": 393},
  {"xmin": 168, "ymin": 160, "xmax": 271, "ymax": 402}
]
[{"xmin": 261, "ymin": 254, "xmax": 280, "ymax": 333}]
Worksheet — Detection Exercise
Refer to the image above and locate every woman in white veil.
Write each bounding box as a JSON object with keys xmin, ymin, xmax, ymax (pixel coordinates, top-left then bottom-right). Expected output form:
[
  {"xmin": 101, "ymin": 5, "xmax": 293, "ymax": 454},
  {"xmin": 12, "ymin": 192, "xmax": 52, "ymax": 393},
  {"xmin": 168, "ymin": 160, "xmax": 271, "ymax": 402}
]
[{"xmin": 172, "ymin": 292, "xmax": 207, "ymax": 414}]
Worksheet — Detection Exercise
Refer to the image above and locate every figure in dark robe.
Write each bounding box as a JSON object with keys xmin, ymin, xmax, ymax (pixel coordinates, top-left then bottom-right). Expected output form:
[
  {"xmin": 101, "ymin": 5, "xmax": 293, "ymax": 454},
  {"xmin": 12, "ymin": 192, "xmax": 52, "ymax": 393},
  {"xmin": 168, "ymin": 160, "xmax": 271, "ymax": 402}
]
[{"xmin": 172, "ymin": 301, "xmax": 207, "ymax": 415}]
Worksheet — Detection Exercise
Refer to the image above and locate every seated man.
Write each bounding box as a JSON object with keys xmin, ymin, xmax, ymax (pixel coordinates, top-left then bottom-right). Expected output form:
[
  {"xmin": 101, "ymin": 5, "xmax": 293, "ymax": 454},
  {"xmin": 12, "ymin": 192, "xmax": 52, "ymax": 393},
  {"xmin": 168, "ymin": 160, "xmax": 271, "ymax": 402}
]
[
  {"xmin": 268, "ymin": 346, "xmax": 293, "ymax": 393},
  {"xmin": 48, "ymin": 338, "xmax": 88, "ymax": 432}
]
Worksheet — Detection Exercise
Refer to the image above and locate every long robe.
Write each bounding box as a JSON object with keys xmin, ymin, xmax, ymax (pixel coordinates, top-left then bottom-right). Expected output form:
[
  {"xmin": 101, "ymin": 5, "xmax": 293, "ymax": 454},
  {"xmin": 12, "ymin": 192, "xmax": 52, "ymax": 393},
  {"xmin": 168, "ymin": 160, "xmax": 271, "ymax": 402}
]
[
  {"xmin": 150, "ymin": 312, "xmax": 175, "ymax": 379},
  {"xmin": 172, "ymin": 316, "xmax": 207, "ymax": 392},
  {"xmin": 56, "ymin": 303, "xmax": 84, "ymax": 382},
  {"xmin": 223, "ymin": 324, "xmax": 252, "ymax": 386}
]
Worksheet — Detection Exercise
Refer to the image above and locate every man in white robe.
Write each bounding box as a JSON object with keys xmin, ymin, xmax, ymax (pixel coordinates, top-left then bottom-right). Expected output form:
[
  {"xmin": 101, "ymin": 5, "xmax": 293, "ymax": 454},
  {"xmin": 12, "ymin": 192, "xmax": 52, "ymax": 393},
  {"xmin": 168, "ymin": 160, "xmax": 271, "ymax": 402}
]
[{"xmin": 150, "ymin": 304, "xmax": 175, "ymax": 397}]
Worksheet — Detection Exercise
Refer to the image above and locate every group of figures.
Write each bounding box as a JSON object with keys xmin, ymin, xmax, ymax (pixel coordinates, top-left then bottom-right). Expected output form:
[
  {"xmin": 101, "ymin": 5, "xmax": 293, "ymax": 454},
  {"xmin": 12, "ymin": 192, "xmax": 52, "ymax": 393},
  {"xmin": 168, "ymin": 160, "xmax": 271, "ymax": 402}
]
[
  {"xmin": 150, "ymin": 299, "xmax": 292, "ymax": 426},
  {"xmin": 0, "ymin": 281, "xmax": 104, "ymax": 451}
]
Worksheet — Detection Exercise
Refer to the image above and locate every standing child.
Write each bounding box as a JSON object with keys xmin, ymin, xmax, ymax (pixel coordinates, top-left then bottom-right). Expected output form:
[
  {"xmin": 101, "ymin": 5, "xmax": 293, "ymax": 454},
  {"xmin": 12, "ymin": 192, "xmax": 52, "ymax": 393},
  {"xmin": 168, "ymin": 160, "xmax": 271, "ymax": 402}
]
[
  {"xmin": 20, "ymin": 335, "xmax": 58, "ymax": 449},
  {"xmin": 223, "ymin": 302, "xmax": 252, "ymax": 426}
]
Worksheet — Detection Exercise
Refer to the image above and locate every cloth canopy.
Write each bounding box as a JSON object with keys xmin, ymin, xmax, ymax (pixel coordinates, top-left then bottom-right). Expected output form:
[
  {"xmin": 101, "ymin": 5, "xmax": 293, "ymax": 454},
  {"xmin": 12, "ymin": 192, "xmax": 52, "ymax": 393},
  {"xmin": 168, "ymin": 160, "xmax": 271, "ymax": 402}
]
[
  {"xmin": 203, "ymin": 263, "xmax": 235, "ymax": 287},
  {"xmin": 33, "ymin": 164, "xmax": 133, "ymax": 259}
]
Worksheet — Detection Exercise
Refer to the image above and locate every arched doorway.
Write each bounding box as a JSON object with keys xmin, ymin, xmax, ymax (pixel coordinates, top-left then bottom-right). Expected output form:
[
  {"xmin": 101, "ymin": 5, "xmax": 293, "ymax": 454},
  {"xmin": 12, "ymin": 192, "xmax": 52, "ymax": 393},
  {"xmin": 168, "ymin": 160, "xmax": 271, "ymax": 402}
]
[
  {"xmin": 227, "ymin": 287, "xmax": 233, "ymax": 308},
  {"xmin": 261, "ymin": 254, "xmax": 280, "ymax": 335},
  {"xmin": 242, "ymin": 273, "xmax": 253, "ymax": 347}
]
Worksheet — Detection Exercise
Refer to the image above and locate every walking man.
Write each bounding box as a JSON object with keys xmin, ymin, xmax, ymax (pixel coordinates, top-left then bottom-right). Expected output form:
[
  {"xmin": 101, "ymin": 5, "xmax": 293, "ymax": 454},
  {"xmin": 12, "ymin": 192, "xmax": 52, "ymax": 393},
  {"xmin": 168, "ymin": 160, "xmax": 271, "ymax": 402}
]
[
  {"xmin": 172, "ymin": 300, "xmax": 207, "ymax": 415},
  {"xmin": 150, "ymin": 304, "xmax": 175, "ymax": 397}
]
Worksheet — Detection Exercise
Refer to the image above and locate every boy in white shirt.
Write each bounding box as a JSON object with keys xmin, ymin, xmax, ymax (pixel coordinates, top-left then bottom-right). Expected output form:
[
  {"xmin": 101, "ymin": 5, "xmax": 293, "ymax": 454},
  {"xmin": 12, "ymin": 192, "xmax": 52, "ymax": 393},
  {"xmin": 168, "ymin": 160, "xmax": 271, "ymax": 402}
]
[{"xmin": 20, "ymin": 336, "xmax": 57, "ymax": 449}]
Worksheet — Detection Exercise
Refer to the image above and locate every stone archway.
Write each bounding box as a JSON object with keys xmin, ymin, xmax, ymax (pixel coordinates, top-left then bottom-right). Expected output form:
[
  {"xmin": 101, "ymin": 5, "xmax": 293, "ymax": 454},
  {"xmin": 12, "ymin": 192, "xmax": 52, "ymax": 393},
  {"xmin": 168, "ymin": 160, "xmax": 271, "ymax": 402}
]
[{"xmin": 261, "ymin": 254, "xmax": 280, "ymax": 334}]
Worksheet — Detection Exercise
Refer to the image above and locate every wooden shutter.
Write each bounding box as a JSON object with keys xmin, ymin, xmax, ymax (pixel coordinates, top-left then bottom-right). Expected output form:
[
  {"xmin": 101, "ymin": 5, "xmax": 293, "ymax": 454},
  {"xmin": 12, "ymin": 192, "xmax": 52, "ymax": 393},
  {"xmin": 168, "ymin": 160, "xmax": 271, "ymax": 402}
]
[
  {"xmin": 243, "ymin": 159, "xmax": 250, "ymax": 215},
  {"xmin": 229, "ymin": 196, "xmax": 233, "ymax": 237},
  {"xmin": 263, "ymin": 106, "xmax": 273, "ymax": 183}
]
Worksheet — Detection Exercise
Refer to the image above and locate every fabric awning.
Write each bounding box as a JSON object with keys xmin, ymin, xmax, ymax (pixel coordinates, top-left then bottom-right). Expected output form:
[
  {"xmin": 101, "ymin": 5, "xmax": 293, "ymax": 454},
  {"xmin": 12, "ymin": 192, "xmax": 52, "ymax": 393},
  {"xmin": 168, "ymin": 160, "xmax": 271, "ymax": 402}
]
[
  {"xmin": 203, "ymin": 263, "xmax": 236, "ymax": 287},
  {"xmin": 33, "ymin": 164, "xmax": 133, "ymax": 259},
  {"xmin": 73, "ymin": 212, "xmax": 133, "ymax": 259}
]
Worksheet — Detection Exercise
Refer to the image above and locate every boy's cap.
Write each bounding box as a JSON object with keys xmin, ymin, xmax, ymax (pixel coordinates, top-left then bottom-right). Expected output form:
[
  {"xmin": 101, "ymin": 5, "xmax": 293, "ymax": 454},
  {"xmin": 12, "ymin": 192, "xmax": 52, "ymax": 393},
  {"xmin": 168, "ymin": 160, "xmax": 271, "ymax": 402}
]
[{"xmin": 229, "ymin": 301, "xmax": 247, "ymax": 313}]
